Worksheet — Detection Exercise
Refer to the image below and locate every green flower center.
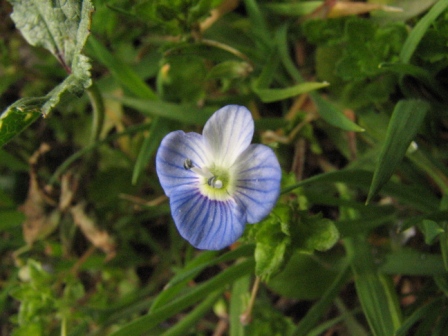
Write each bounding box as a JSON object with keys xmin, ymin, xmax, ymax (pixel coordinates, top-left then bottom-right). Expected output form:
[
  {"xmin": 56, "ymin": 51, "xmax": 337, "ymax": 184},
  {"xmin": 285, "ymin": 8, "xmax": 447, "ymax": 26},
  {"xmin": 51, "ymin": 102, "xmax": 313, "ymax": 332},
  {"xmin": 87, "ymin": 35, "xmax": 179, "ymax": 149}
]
[{"xmin": 184, "ymin": 159, "xmax": 233, "ymax": 201}]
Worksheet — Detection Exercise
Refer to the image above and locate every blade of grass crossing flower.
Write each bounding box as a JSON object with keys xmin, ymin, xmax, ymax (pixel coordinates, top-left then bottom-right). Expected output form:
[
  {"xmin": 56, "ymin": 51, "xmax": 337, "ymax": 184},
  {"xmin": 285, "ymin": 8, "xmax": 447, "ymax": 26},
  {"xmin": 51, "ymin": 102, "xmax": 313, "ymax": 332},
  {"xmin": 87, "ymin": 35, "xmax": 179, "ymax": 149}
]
[
  {"xmin": 87, "ymin": 36, "xmax": 157, "ymax": 100},
  {"xmin": 160, "ymin": 291, "xmax": 223, "ymax": 336},
  {"xmin": 132, "ymin": 117, "xmax": 169, "ymax": 184},
  {"xmin": 110, "ymin": 259, "xmax": 255, "ymax": 336},
  {"xmin": 230, "ymin": 275, "xmax": 250, "ymax": 336},
  {"xmin": 275, "ymin": 24, "xmax": 364, "ymax": 132},
  {"xmin": 366, "ymin": 99, "xmax": 430, "ymax": 203},
  {"xmin": 399, "ymin": 0, "xmax": 448, "ymax": 63}
]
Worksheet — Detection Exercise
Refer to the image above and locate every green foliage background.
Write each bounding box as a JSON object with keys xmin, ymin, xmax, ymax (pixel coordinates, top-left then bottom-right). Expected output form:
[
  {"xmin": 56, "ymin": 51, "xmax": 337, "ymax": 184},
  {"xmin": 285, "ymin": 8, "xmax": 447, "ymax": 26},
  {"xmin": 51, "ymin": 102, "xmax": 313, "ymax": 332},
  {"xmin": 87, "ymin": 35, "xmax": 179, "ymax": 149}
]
[{"xmin": 2, "ymin": 0, "xmax": 448, "ymax": 335}]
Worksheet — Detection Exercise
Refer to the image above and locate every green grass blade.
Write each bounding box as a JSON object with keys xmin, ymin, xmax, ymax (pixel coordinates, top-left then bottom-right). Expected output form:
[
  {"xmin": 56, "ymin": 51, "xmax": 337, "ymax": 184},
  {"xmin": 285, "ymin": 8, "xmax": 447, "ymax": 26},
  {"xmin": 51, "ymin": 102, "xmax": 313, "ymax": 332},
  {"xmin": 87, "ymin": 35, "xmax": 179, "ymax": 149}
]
[
  {"xmin": 275, "ymin": 24, "xmax": 364, "ymax": 132},
  {"xmin": 253, "ymin": 82, "xmax": 329, "ymax": 103},
  {"xmin": 161, "ymin": 291, "xmax": 223, "ymax": 336},
  {"xmin": 229, "ymin": 275, "xmax": 250, "ymax": 336},
  {"xmin": 394, "ymin": 298, "xmax": 444, "ymax": 336},
  {"xmin": 117, "ymin": 96, "xmax": 215, "ymax": 125},
  {"xmin": 110, "ymin": 259, "xmax": 255, "ymax": 336},
  {"xmin": 400, "ymin": 0, "xmax": 448, "ymax": 63},
  {"xmin": 150, "ymin": 245, "xmax": 254, "ymax": 312},
  {"xmin": 379, "ymin": 249, "xmax": 446, "ymax": 275},
  {"xmin": 345, "ymin": 236, "xmax": 402, "ymax": 336},
  {"xmin": 282, "ymin": 169, "xmax": 438, "ymax": 212},
  {"xmin": 292, "ymin": 261, "xmax": 350, "ymax": 335},
  {"xmin": 88, "ymin": 36, "xmax": 157, "ymax": 100},
  {"xmin": 367, "ymin": 99, "xmax": 430, "ymax": 203},
  {"xmin": 131, "ymin": 117, "xmax": 169, "ymax": 184}
]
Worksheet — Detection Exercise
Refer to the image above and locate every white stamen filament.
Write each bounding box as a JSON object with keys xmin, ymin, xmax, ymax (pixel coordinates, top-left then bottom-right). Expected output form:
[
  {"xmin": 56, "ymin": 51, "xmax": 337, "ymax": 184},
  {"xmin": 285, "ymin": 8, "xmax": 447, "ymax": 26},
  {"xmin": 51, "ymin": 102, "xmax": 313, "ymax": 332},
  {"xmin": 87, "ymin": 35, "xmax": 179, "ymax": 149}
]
[
  {"xmin": 185, "ymin": 159, "xmax": 223, "ymax": 189},
  {"xmin": 190, "ymin": 166, "xmax": 213, "ymax": 178}
]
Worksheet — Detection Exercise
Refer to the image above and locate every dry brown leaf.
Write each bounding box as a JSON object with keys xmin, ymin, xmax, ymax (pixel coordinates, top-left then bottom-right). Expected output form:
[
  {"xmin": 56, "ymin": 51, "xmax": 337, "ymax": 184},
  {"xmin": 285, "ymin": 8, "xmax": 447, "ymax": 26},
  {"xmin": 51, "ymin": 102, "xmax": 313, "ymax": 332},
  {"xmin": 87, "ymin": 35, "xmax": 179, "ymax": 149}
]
[
  {"xmin": 20, "ymin": 143, "xmax": 59, "ymax": 245},
  {"xmin": 70, "ymin": 202, "xmax": 116, "ymax": 260}
]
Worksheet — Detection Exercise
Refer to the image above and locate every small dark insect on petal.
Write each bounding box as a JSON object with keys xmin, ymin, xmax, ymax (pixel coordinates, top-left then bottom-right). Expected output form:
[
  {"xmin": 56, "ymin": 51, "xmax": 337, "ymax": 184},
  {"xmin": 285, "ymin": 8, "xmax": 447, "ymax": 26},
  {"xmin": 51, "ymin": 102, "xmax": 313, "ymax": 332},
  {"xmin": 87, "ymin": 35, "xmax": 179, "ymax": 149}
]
[{"xmin": 183, "ymin": 158, "xmax": 193, "ymax": 170}]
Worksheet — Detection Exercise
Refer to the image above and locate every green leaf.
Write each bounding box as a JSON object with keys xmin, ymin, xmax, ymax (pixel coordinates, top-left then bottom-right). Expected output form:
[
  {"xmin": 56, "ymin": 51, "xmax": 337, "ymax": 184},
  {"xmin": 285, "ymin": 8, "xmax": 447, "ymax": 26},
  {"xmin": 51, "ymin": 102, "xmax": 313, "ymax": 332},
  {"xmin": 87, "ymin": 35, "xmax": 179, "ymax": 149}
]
[
  {"xmin": 367, "ymin": 99, "xmax": 430, "ymax": 203},
  {"xmin": 292, "ymin": 262, "xmax": 351, "ymax": 335},
  {"xmin": 399, "ymin": 0, "xmax": 448, "ymax": 63},
  {"xmin": 229, "ymin": 276, "xmax": 250, "ymax": 336},
  {"xmin": 9, "ymin": 0, "xmax": 93, "ymax": 70},
  {"xmin": 379, "ymin": 249, "xmax": 446, "ymax": 275},
  {"xmin": 160, "ymin": 291, "xmax": 222, "ymax": 336},
  {"xmin": 346, "ymin": 236, "xmax": 402, "ymax": 336},
  {"xmin": 110, "ymin": 259, "xmax": 254, "ymax": 336},
  {"xmin": 275, "ymin": 24, "xmax": 364, "ymax": 132},
  {"xmin": 117, "ymin": 97, "xmax": 215, "ymax": 125},
  {"xmin": 87, "ymin": 36, "xmax": 157, "ymax": 100},
  {"xmin": 422, "ymin": 220, "xmax": 444, "ymax": 245},
  {"xmin": 263, "ymin": 2, "xmax": 321, "ymax": 16},
  {"xmin": 2, "ymin": 0, "xmax": 93, "ymax": 147},
  {"xmin": 0, "ymin": 100, "xmax": 42, "ymax": 147},
  {"xmin": 268, "ymin": 252, "xmax": 342, "ymax": 300},
  {"xmin": 394, "ymin": 298, "xmax": 443, "ymax": 336},
  {"xmin": 132, "ymin": 118, "xmax": 170, "ymax": 185},
  {"xmin": 253, "ymin": 81, "xmax": 329, "ymax": 103},
  {"xmin": 252, "ymin": 205, "xmax": 292, "ymax": 281},
  {"xmin": 296, "ymin": 212, "xmax": 340, "ymax": 252}
]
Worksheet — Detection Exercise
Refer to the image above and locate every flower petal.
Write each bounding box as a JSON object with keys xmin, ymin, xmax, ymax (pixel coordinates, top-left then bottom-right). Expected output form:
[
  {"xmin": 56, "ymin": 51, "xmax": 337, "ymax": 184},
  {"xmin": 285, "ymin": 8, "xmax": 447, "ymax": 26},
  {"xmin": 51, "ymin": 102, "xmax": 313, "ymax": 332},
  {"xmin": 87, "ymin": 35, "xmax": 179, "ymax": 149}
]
[
  {"xmin": 202, "ymin": 105, "xmax": 254, "ymax": 167},
  {"xmin": 169, "ymin": 184, "xmax": 246, "ymax": 250},
  {"xmin": 156, "ymin": 130, "xmax": 211, "ymax": 197},
  {"xmin": 232, "ymin": 144, "xmax": 281, "ymax": 223}
]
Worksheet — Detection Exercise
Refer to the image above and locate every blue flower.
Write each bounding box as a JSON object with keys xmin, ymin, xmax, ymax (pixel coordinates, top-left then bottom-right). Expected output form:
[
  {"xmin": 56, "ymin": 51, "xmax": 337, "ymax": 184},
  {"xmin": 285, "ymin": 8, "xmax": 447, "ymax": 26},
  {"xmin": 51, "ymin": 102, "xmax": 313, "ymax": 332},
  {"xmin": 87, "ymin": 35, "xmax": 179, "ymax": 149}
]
[{"xmin": 156, "ymin": 105, "xmax": 281, "ymax": 250}]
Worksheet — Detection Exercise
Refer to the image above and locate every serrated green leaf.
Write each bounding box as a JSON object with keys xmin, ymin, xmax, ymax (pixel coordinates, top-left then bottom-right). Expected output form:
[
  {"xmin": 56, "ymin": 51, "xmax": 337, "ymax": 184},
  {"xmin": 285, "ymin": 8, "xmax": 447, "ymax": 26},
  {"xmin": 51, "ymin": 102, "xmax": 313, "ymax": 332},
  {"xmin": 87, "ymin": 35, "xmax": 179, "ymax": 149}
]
[
  {"xmin": 254, "ymin": 205, "xmax": 291, "ymax": 281},
  {"xmin": 0, "ymin": 100, "xmax": 43, "ymax": 147},
  {"xmin": 296, "ymin": 212, "xmax": 340, "ymax": 252},
  {"xmin": 2, "ymin": 0, "xmax": 93, "ymax": 147},
  {"xmin": 9, "ymin": 0, "xmax": 93, "ymax": 71},
  {"xmin": 367, "ymin": 99, "xmax": 430, "ymax": 203}
]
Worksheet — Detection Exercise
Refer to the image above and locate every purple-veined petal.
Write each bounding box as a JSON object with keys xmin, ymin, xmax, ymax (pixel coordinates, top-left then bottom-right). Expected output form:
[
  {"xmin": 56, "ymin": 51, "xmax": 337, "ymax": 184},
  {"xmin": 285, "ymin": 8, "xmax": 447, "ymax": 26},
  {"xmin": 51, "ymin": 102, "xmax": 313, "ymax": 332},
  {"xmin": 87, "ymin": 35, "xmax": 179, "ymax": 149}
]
[
  {"xmin": 232, "ymin": 144, "xmax": 281, "ymax": 223},
  {"xmin": 203, "ymin": 105, "xmax": 254, "ymax": 168},
  {"xmin": 156, "ymin": 130, "xmax": 212, "ymax": 197},
  {"xmin": 169, "ymin": 184, "xmax": 246, "ymax": 250}
]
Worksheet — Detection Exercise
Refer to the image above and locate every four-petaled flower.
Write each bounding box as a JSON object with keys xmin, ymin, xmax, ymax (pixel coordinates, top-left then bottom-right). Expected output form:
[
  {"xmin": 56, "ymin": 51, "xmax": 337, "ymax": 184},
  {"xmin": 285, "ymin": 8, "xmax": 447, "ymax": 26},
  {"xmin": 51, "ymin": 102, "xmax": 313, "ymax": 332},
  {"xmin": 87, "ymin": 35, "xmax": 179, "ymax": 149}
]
[{"xmin": 156, "ymin": 105, "xmax": 281, "ymax": 250}]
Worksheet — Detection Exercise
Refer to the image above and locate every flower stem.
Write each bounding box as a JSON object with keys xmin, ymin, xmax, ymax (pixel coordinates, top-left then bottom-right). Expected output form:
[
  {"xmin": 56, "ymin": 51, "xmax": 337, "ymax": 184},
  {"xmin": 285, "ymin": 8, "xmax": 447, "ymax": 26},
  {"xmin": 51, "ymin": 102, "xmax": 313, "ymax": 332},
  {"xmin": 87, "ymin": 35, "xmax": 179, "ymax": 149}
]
[
  {"xmin": 86, "ymin": 83, "xmax": 105, "ymax": 144},
  {"xmin": 240, "ymin": 276, "xmax": 261, "ymax": 325}
]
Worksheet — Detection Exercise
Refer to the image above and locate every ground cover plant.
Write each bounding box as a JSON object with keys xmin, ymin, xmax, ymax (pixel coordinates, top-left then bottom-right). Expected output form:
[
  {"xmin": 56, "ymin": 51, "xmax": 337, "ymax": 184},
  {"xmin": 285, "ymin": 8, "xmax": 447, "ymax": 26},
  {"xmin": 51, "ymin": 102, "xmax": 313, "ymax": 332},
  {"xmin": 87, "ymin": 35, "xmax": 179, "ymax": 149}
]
[{"xmin": 1, "ymin": 0, "xmax": 448, "ymax": 335}]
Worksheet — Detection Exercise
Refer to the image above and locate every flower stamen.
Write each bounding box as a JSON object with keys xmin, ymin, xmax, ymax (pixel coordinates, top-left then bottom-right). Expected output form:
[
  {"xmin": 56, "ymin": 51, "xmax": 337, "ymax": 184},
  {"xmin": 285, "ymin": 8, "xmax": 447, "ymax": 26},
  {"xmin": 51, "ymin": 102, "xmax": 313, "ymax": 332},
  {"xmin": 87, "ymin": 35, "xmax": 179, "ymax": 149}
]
[
  {"xmin": 184, "ymin": 158, "xmax": 223, "ymax": 189},
  {"xmin": 207, "ymin": 176, "xmax": 223, "ymax": 189}
]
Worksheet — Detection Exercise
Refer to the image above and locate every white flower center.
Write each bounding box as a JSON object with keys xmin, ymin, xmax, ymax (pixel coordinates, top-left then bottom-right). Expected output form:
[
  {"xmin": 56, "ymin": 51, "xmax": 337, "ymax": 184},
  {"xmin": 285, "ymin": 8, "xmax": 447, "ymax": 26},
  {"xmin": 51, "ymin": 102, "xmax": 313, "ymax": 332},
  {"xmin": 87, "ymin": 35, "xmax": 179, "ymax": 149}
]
[{"xmin": 184, "ymin": 159, "xmax": 223, "ymax": 189}]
